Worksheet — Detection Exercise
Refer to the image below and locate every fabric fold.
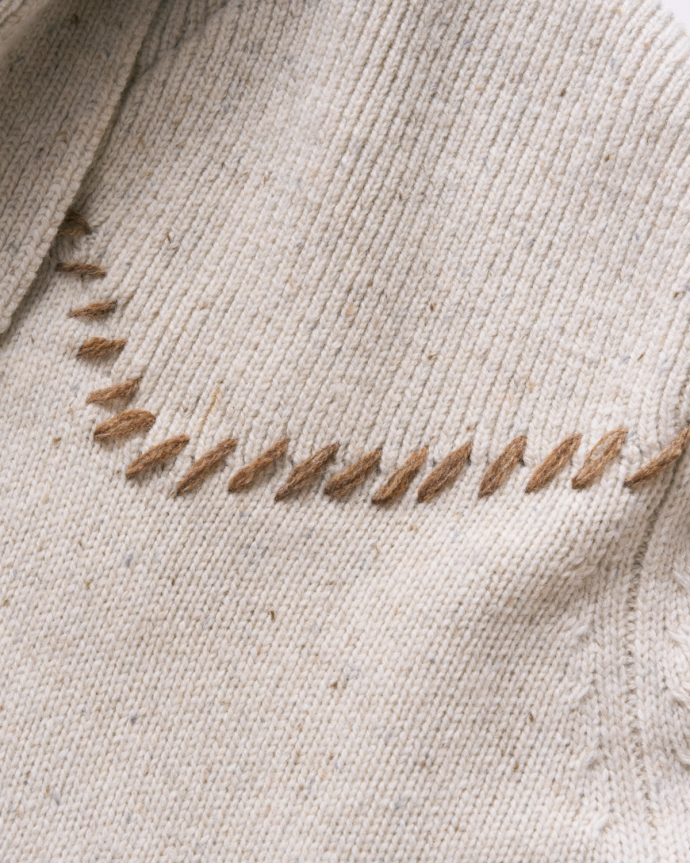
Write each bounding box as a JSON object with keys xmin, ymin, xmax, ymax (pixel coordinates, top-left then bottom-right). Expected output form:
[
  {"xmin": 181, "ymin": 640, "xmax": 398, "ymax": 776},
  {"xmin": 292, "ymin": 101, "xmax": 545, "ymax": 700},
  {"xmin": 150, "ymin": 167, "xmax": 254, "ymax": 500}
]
[{"xmin": 0, "ymin": 0, "xmax": 161, "ymax": 333}]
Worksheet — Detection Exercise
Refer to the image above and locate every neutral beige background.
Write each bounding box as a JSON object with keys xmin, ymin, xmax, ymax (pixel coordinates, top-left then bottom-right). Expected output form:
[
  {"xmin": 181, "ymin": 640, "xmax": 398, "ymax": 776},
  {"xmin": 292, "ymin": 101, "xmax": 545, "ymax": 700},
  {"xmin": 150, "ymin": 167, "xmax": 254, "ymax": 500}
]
[{"xmin": 1, "ymin": 1, "xmax": 690, "ymax": 860}]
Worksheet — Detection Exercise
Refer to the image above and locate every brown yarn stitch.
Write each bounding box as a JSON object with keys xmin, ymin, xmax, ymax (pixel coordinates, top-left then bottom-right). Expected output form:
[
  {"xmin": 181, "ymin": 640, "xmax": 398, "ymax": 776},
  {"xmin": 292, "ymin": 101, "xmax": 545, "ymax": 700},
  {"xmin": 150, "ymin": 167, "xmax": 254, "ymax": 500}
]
[
  {"xmin": 324, "ymin": 449, "xmax": 382, "ymax": 498},
  {"xmin": 176, "ymin": 437, "xmax": 238, "ymax": 495},
  {"xmin": 372, "ymin": 447, "xmax": 428, "ymax": 504},
  {"xmin": 68, "ymin": 300, "xmax": 117, "ymax": 318},
  {"xmin": 56, "ymin": 261, "xmax": 106, "ymax": 277},
  {"xmin": 526, "ymin": 433, "xmax": 582, "ymax": 493},
  {"xmin": 479, "ymin": 436, "xmax": 527, "ymax": 497},
  {"xmin": 417, "ymin": 442, "xmax": 472, "ymax": 503},
  {"xmin": 126, "ymin": 435, "xmax": 189, "ymax": 478},
  {"xmin": 228, "ymin": 438, "xmax": 290, "ymax": 493},
  {"xmin": 58, "ymin": 209, "xmax": 92, "ymax": 235},
  {"xmin": 275, "ymin": 443, "xmax": 339, "ymax": 501},
  {"xmin": 77, "ymin": 337, "xmax": 126, "ymax": 358},
  {"xmin": 86, "ymin": 379, "xmax": 140, "ymax": 404},
  {"xmin": 571, "ymin": 427, "xmax": 627, "ymax": 489},
  {"xmin": 94, "ymin": 409, "xmax": 156, "ymax": 441},
  {"xmin": 624, "ymin": 424, "xmax": 690, "ymax": 488}
]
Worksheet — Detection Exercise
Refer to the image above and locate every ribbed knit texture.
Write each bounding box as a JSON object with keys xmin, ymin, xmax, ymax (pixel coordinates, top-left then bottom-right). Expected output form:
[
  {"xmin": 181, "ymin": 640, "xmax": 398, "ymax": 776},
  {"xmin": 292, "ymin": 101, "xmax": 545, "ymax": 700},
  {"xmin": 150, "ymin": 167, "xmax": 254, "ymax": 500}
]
[
  {"xmin": 1, "ymin": 0, "xmax": 690, "ymax": 859},
  {"xmin": 0, "ymin": 0, "xmax": 160, "ymax": 332},
  {"xmin": 0, "ymin": 0, "xmax": 50, "ymax": 61}
]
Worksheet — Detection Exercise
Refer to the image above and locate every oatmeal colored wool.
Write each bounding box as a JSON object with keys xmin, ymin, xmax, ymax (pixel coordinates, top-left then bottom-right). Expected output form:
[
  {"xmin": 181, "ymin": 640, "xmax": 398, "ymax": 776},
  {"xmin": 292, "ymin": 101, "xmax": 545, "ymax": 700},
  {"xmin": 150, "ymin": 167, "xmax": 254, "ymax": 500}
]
[{"xmin": 1, "ymin": 0, "xmax": 690, "ymax": 860}]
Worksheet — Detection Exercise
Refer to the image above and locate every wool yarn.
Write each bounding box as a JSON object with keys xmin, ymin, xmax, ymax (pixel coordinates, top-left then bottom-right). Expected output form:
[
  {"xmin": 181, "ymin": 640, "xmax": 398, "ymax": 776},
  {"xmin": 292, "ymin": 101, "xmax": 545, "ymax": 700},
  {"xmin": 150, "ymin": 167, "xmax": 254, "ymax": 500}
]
[{"xmin": 1, "ymin": 0, "xmax": 690, "ymax": 859}]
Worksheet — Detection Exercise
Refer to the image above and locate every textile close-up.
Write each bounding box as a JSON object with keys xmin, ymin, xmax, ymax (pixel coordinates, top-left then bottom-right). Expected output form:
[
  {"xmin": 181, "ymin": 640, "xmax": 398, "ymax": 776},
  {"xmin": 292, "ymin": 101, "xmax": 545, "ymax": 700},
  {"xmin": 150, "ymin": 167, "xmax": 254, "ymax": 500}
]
[{"xmin": 1, "ymin": 0, "xmax": 690, "ymax": 860}]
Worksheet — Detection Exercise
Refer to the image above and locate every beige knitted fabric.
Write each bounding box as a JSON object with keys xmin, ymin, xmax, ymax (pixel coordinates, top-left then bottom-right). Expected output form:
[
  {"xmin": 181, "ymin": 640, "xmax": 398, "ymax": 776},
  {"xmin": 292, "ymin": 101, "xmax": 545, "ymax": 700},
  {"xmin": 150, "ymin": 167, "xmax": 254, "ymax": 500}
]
[
  {"xmin": 0, "ymin": 0, "xmax": 161, "ymax": 333},
  {"xmin": 2, "ymin": 0, "xmax": 690, "ymax": 859}
]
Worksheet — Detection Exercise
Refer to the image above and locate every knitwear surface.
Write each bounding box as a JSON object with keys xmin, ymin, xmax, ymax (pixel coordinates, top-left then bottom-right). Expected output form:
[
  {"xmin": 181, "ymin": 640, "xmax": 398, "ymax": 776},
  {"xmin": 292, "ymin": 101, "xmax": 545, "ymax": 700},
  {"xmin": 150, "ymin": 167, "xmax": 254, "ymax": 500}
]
[{"xmin": 1, "ymin": 0, "xmax": 690, "ymax": 860}]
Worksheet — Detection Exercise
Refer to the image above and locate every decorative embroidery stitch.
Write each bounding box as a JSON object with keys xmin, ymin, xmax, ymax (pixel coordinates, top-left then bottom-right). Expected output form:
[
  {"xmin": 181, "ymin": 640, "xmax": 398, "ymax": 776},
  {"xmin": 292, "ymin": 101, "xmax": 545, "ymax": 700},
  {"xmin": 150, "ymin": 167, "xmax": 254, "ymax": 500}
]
[
  {"xmin": 372, "ymin": 447, "xmax": 428, "ymax": 503},
  {"xmin": 228, "ymin": 439, "xmax": 290, "ymax": 493},
  {"xmin": 94, "ymin": 409, "xmax": 156, "ymax": 441},
  {"xmin": 176, "ymin": 437, "xmax": 238, "ymax": 495},
  {"xmin": 479, "ymin": 436, "xmax": 526, "ymax": 497}
]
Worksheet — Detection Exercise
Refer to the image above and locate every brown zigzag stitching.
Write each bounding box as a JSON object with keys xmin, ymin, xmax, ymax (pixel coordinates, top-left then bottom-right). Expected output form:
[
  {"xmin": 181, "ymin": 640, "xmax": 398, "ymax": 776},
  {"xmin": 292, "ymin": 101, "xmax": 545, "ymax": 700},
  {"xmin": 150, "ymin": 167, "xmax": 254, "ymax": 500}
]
[
  {"xmin": 69, "ymin": 301, "xmax": 117, "ymax": 318},
  {"xmin": 67, "ymin": 288, "xmax": 684, "ymax": 502},
  {"xmin": 56, "ymin": 261, "xmax": 106, "ymax": 277},
  {"xmin": 624, "ymin": 425, "xmax": 690, "ymax": 488},
  {"xmin": 372, "ymin": 447, "xmax": 428, "ymax": 503},
  {"xmin": 126, "ymin": 436, "xmax": 189, "ymax": 478},
  {"xmin": 77, "ymin": 337, "xmax": 126, "ymax": 358},
  {"xmin": 60, "ymin": 211, "xmax": 689, "ymax": 503},
  {"xmin": 87, "ymin": 423, "xmax": 689, "ymax": 499},
  {"xmin": 324, "ymin": 449, "xmax": 382, "ymax": 498},
  {"xmin": 526, "ymin": 434, "xmax": 581, "ymax": 493},
  {"xmin": 58, "ymin": 209, "xmax": 92, "ymax": 236},
  {"xmin": 479, "ymin": 436, "xmax": 527, "ymax": 497},
  {"xmin": 417, "ymin": 442, "xmax": 472, "ymax": 502},
  {"xmin": 228, "ymin": 439, "xmax": 290, "ymax": 493},
  {"xmin": 94, "ymin": 409, "xmax": 156, "ymax": 441},
  {"xmin": 86, "ymin": 379, "xmax": 140, "ymax": 404},
  {"xmin": 571, "ymin": 428, "xmax": 627, "ymax": 489},
  {"xmin": 275, "ymin": 443, "xmax": 339, "ymax": 501},
  {"xmin": 176, "ymin": 437, "xmax": 238, "ymax": 495}
]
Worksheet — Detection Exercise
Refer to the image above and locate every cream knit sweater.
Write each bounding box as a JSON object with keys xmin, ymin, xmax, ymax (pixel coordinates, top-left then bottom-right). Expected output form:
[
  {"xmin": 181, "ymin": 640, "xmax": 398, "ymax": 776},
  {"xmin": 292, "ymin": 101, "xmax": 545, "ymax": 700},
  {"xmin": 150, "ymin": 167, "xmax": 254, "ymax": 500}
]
[{"xmin": 2, "ymin": 0, "xmax": 690, "ymax": 859}]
